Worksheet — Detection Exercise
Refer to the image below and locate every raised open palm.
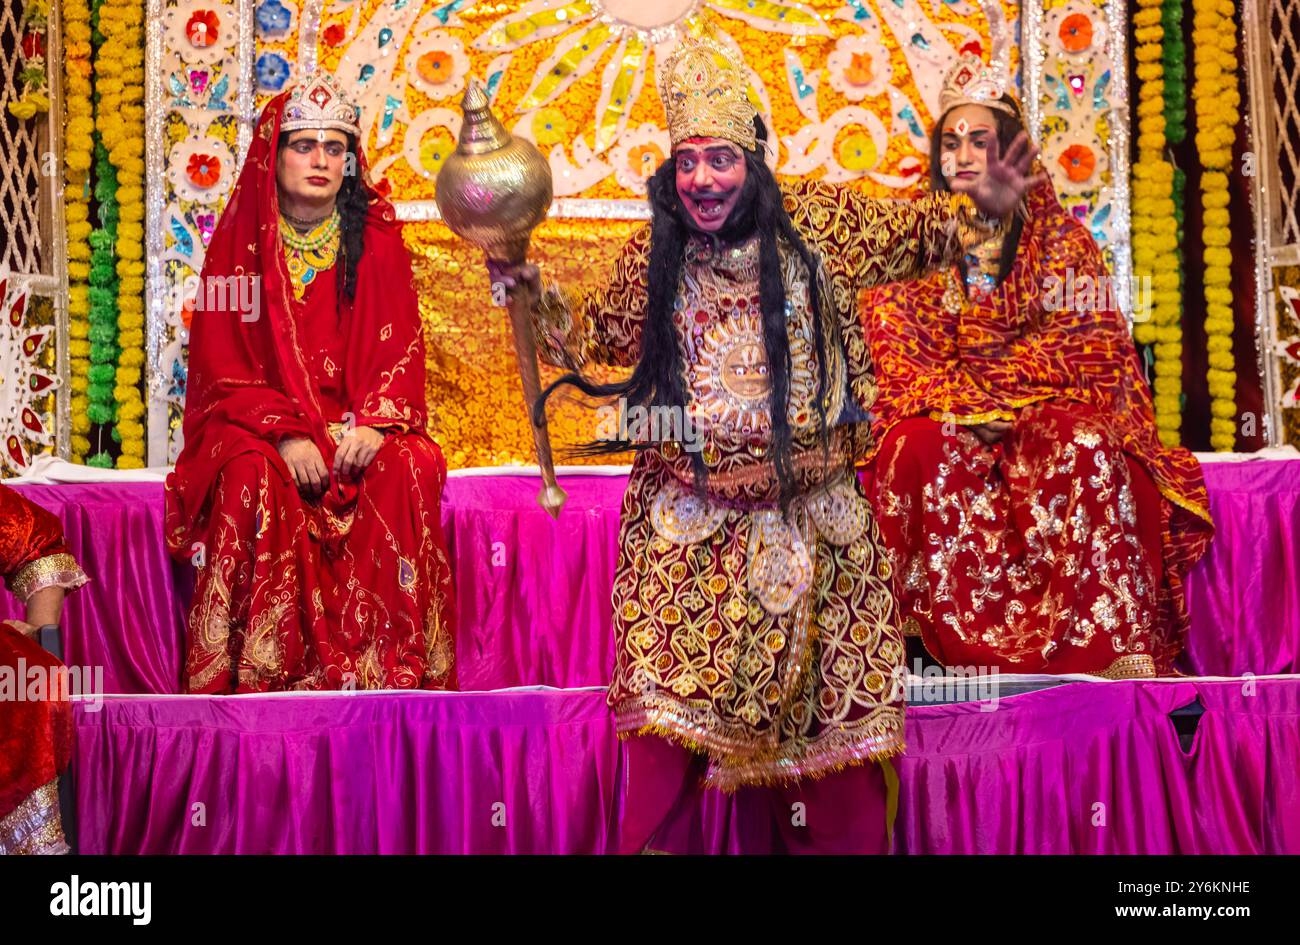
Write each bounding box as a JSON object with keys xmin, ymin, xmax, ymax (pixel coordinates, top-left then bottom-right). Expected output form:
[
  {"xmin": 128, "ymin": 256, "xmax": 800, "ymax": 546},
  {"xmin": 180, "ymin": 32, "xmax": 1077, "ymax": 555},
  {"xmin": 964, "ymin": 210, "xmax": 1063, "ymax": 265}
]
[{"xmin": 951, "ymin": 131, "xmax": 1048, "ymax": 219}]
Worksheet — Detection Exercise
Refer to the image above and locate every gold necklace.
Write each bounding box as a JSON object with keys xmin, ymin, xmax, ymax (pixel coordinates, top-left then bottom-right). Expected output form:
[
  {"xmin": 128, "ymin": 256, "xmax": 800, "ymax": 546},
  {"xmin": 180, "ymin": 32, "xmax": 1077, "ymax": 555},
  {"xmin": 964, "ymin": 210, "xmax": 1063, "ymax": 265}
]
[
  {"xmin": 279, "ymin": 212, "xmax": 341, "ymax": 300},
  {"xmin": 280, "ymin": 211, "xmax": 340, "ymax": 252}
]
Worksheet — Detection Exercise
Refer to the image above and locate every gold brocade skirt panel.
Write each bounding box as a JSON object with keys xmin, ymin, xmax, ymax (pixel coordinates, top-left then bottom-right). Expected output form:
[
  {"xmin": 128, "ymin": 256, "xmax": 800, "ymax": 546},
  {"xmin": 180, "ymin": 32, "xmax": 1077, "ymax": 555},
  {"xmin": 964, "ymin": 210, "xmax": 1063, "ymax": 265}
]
[
  {"xmin": 0, "ymin": 780, "xmax": 67, "ymax": 855},
  {"xmin": 607, "ymin": 452, "xmax": 906, "ymax": 790}
]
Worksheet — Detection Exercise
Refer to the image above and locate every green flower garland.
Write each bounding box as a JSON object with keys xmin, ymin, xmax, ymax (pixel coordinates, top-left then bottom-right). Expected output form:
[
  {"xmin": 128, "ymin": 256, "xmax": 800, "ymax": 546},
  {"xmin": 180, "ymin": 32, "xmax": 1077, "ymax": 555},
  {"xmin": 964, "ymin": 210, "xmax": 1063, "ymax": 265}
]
[
  {"xmin": 1163, "ymin": 0, "xmax": 1187, "ymax": 237},
  {"xmin": 1162, "ymin": 0, "xmax": 1187, "ymax": 146},
  {"xmin": 1157, "ymin": 0, "xmax": 1186, "ymax": 410},
  {"xmin": 86, "ymin": 0, "xmax": 120, "ymax": 468}
]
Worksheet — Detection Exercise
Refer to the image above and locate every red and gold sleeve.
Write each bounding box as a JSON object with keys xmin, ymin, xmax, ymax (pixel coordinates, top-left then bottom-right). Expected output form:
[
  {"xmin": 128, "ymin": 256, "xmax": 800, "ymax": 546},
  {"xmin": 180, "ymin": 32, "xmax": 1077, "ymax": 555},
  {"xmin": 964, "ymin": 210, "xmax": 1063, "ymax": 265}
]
[
  {"xmin": 532, "ymin": 224, "xmax": 650, "ymax": 370},
  {"xmin": 785, "ymin": 180, "xmax": 988, "ymax": 293},
  {"xmin": 0, "ymin": 485, "xmax": 89, "ymax": 603}
]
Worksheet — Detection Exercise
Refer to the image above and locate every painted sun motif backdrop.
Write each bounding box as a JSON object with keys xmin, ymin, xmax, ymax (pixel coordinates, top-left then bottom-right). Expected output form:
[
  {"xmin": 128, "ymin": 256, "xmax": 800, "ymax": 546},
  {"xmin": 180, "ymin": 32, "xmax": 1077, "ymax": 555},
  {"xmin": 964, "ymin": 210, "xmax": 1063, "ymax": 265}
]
[{"xmin": 146, "ymin": 0, "xmax": 1141, "ymax": 467}]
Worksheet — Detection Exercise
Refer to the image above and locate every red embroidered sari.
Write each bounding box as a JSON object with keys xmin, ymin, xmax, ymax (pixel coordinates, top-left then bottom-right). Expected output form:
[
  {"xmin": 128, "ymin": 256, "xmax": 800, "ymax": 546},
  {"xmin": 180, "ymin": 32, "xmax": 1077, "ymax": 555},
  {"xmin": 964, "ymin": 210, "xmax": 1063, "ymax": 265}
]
[
  {"xmin": 164, "ymin": 91, "xmax": 454, "ymax": 693},
  {"xmin": 0, "ymin": 484, "xmax": 87, "ymax": 853},
  {"xmin": 861, "ymin": 180, "xmax": 1213, "ymax": 677}
]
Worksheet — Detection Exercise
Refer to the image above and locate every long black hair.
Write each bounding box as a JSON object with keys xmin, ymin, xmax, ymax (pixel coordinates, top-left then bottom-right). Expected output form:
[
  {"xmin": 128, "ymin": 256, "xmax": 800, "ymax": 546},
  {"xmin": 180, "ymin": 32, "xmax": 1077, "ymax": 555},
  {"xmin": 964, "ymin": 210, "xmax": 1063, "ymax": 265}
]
[
  {"xmin": 276, "ymin": 131, "xmax": 369, "ymax": 303},
  {"xmin": 533, "ymin": 117, "xmax": 832, "ymax": 510},
  {"xmin": 928, "ymin": 94, "xmax": 1026, "ymax": 283}
]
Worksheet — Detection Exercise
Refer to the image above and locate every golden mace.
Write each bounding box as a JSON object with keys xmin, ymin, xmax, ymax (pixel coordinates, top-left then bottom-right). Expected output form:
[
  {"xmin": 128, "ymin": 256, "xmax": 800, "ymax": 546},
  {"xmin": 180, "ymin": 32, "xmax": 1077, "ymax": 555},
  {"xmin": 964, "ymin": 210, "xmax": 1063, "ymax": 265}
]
[{"xmin": 435, "ymin": 81, "xmax": 567, "ymax": 518}]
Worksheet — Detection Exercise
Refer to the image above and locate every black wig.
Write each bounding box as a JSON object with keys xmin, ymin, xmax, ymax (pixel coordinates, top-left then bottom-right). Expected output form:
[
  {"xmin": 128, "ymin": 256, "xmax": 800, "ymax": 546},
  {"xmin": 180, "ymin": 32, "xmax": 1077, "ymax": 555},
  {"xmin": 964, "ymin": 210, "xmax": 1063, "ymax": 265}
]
[{"xmin": 533, "ymin": 117, "xmax": 834, "ymax": 510}]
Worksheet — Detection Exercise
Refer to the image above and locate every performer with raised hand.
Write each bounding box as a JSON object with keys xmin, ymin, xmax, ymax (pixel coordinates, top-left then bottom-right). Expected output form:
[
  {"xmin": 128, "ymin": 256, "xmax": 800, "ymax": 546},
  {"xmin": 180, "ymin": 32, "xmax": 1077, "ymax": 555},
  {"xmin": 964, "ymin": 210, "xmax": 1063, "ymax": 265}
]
[
  {"xmin": 491, "ymin": 31, "xmax": 1043, "ymax": 853},
  {"xmin": 0, "ymin": 484, "xmax": 88, "ymax": 854},
  {"xmin": 166, "ymin": 72, "xmax": 454, "ymax": 693},
  {"xmin": 860, "ymin": 56, "xmax": 1212, "ymax": 679}
]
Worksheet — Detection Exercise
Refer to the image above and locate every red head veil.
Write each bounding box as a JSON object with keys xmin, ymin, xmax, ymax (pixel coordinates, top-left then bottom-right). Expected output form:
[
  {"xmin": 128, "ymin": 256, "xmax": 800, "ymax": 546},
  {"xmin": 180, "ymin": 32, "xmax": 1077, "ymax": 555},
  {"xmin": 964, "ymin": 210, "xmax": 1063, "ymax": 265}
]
[{"xmin": 165, "ymin": 88, "xmax": 430, "ymax": 555}]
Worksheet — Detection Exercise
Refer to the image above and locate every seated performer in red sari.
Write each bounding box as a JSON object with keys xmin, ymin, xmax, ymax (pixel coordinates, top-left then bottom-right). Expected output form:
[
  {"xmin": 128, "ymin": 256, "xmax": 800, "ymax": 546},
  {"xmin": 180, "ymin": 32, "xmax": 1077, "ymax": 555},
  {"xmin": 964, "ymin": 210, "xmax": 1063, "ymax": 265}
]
[
  {"xmin": 861, "ymin": 57, "xmax": 1213, "ymax": 678},
  {"xmin": 0, "ymin": 484, "xmax": 88, "ymax": 854},
  {"xmin": 494, "ymin": 34, "xmax": 1042, "ymax": 852},
  {"xmin": 165, "ymin": 72, "xmax": 454, "ymax": 693}
]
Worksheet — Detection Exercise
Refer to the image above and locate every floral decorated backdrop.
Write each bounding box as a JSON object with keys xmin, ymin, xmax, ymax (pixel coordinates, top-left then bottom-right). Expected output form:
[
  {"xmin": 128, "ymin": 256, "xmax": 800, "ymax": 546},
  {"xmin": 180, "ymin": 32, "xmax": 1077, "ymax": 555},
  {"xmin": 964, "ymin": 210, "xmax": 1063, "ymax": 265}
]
[
  {"xmin": 1025, "ymin": 0, "xmax": 1130, "ymax": 297},
  {"xmin": 0, "ymin": 0, "xmax": 1265, "ymax": 476},
  {"xmin": 23, "ymin": 0, "xmax": 1166, "ymax": 470},
  {"xmin": 255, "ymin": 0, "xmax": 1019, "ymax": 202},
  {"xmin": 154, "ymin": 0, "xmax": 1047, "ymax": 466}
]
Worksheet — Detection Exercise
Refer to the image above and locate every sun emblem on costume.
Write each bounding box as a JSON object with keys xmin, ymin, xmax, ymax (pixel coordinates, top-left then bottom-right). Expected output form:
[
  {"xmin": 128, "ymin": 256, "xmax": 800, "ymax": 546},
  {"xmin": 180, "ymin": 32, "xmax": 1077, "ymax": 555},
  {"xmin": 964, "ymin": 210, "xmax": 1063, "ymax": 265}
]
[{"xmin": 687, "ymin": 310, "xmax": 818, "ymax": 438}]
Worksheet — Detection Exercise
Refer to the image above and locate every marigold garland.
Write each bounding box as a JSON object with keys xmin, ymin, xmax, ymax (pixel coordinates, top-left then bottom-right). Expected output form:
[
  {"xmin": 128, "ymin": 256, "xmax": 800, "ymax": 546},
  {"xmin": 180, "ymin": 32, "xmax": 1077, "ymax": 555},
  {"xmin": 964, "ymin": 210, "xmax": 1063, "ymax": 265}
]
[
  {"xmin": 97, "ymin": 0, "xmax": 147, "ymax": 468},
  {"xmin": 63, "ymin": 0, "xmax": 94, "ymax": 461},
  {"xmin": 1192, "ymin": 0, "xmax": 1240, "ymax": 451},
  {"xmin": 1163, "ymin": 0, "xmax": 1187, "ymax": 431},
  {"xmin": 1131, "ymin": 0, "xmax": 1184, "ymax": 447},
  {"xmin": 87, "ymin": 0, "xmax": 119, "ymax": 468},
  {"xmin": 1162, "ymin": 0, "xmax": 1186, "ymax": 278},
  {"xmin": 1162, "ymin": 0, "xmax": 1187, "ymax": 146},
  {"xmin": 50, "ymin": 0, "xmax": 1246, "ymax": 463}
]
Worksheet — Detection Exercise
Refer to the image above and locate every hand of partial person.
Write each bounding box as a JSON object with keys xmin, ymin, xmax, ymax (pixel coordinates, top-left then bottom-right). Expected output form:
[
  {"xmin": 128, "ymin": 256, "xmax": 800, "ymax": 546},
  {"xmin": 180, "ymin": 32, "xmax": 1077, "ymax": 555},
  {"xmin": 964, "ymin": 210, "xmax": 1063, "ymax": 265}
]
[
  {"xmin": 333, "ymin": 425, "xmax": 386, "ymax": 481},
  {"xmin": 278, "ymin": 437, "xmax": 330, "ymax": 498},
  {"xmin": 485, "ymin": 258, "xmax": 542, "ymax": 304},
  {"xmin": 2, "ymin": 619, "xmax": 39, "ymax": 638},
  {"xmin": 952, "ymin": 131, "xmax": 1048, "ymax": 220},
  {"xmin": 971, "ymin": 420, "xmax": 1014, "ymax": 446}
]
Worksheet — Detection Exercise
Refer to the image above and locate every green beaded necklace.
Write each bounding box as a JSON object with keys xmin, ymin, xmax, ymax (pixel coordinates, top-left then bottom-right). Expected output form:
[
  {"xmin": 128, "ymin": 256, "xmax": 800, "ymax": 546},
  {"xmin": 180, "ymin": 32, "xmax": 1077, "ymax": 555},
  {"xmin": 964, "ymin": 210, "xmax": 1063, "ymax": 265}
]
[
  {"xmin": 279, "ymin": 210, "xmax": 342, "ymax": 300},
  {"xmin": 279, "ymin": 210, "xmax": 341, "ymax": 252}
]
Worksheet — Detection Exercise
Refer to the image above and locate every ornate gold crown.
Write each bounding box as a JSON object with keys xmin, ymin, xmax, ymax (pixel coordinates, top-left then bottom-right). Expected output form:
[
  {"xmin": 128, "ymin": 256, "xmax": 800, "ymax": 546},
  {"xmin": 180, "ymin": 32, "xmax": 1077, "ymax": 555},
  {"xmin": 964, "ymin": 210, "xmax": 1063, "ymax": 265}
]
[
  {"xmin": 938, "ymin": 54, "xmax": 1019, "ymax": 119},
  {"xmin": 281, "ymin": 71, "xmax": 362, "ymax": 137},
  {"xmin": 657, "ymin": 31, "xmax": 758, "ymax": 151}
]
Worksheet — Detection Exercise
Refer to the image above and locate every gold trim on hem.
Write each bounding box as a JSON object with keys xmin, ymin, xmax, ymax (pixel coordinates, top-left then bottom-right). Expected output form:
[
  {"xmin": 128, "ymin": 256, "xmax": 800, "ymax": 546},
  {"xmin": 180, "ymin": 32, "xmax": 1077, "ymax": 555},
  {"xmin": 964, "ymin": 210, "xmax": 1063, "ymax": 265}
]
[
  {"xmin": 10, "ymin": 553, "xmax": 89, "ymax": 602},
  {"xmin": 704, "ymin": 729, "xmax": 905, "ymax": 792},
  {"xmin": 615, "ymin": 699, "xmax": 906, "ymax": 791},
  {"xmin": 925, "ymin": 394, "xmax": 1056, "ymax": 427},
  {"xmin": 0, "ymin": 780, "xmax": 67, "ymax": 855},
  {"xmin": 1096, "ymin": 653, "xmax": 1157, "ymax": 680},
  {"xmin": 1156, "ymin": 482, "xmax": 1214, "ymax": 527}
]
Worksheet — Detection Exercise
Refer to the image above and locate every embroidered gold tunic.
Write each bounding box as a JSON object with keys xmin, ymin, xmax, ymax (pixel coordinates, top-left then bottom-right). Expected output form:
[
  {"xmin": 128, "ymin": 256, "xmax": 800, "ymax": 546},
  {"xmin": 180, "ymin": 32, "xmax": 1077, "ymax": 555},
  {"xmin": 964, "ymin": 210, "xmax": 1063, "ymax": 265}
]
[{"xmin": 535, "ymin": 180, "xmax": 976, "ymax": 788}]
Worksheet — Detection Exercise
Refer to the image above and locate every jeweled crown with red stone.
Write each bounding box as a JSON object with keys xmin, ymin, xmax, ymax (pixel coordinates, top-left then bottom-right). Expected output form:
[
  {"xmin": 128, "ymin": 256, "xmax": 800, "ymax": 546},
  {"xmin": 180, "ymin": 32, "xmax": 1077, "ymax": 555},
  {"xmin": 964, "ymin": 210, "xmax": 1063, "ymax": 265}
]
[
  {"xmin": 938, "ymin": 54, "xmax": 1019, "ymax": 118},
  {"xmin": 281, "ymin": 71, "xmax": 362, "ymax": 137}
]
